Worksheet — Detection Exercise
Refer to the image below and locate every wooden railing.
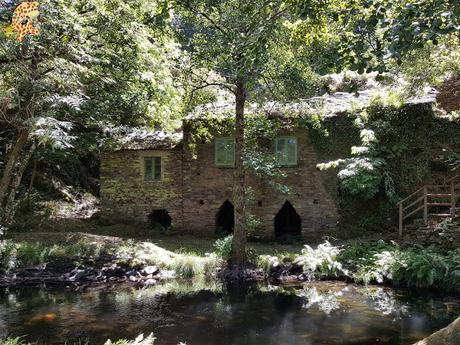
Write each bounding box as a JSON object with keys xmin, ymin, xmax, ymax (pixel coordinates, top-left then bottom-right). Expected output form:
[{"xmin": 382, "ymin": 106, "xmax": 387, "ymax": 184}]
[{"xmin": 398, "ymin": 176, "xmax": 460, "ymax": 236}]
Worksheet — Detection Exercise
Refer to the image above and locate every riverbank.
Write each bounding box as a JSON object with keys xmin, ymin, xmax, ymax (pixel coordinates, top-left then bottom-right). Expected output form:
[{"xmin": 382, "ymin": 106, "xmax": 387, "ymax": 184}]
[{"xmin": 2, "ymin": 232, "xmax": 460, "ymax": 293}]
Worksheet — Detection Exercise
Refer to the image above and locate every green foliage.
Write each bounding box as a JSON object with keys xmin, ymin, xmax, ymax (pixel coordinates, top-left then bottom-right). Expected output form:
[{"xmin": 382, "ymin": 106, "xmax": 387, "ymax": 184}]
[
  {"xmin": 323, "ymin": 0, "xmax": 460, "ymax": 73},
  {"xmin": 0, "ymin": 338, "xmax": 25, "ymax": 345},
  {"xmin": 213, "ymin": 235, "xmax": 233, "ymax": 261},
  {"xmin": 171, "ymin": 254, "xmax": 202, "ymax": 278},
  {"xmin": 338, "ymin": 240, "xmax": 398, "ymax": 284},
  {"xmin": 0, "ymin": 239, "xmax": 103, "ymax": 273},
  {"xmin": 294, "ymin": 241, "xmax": 345, "ymax": 278},
  {"xmin": 104, "ymin": 333, "xmax": 156, "ymax": 345},
  {"xmin": 0, "ymin": 240, "xmax": 18, "ymax": 272},
  {"xmin": 15, "ymin": 242, "xmax": 51, "ymax": 268},
  {"xmin": 245, "ymin": 213, "xmax": 264, "ymax": 241},
  {"xmin": 334, "ymin": 241, "xmax": 460, "ymax": 292}
]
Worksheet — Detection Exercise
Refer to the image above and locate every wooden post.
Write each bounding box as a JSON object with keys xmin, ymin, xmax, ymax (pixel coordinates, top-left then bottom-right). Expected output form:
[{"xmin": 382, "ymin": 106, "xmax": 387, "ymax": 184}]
[
  {"xmin": 423, "ymin": 186, "xmax": 428, "ymax": 225},
  {"xmin": 451, "ymin": 182, "xmax": 456, "ymax": 217},
  {"xmin": 399, "ymin": 202, "xmax": 403, "ymax": 237}
]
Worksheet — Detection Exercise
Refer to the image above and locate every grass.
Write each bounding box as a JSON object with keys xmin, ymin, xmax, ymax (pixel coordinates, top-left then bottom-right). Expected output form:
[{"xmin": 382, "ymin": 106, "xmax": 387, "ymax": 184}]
[
  {"xmin": 4, "ymin": 231, "xmax": 460, "ymax": 293},
  {"xmin": 3, "ymin": 231, "xmax": 302, "ymax": 277}
]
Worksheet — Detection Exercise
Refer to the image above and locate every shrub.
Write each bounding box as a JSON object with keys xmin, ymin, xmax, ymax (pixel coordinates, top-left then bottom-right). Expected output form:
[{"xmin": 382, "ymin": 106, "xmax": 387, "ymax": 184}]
[
  {"xmin": 213, "ymin": 235, "xmax": 233, "ymax": 261},
  {"xmin": 294, "ymin": 241, "xmax": 345, "ymax": 278},
  {"xmin": 392, "ymin": 247, "xmax": 452, "ymax": 290},
  {"xmin": 257, "ymin": 255, "xmax": 280, "ymax": 273},
  {"xmin": 171, "ymin": 255, "xmax": 202, "ymax": 278},
  {"xmin": 202, "ymin": 253, "xmax": 223, "ymax": 276},
  {"xmin": 16, "ymin": 242, "xmax": 51, "ymax": 268},
  {"xmin": 0, "ymin": 338, "xmax": 24, "ymax": 345},
  {"xmin": 0, "ymin": 240, "xmax": 18, "ymax": 273}
]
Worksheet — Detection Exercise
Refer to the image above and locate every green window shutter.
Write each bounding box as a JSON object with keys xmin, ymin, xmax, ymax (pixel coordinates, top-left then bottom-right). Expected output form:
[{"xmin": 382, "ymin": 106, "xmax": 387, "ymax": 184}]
[
  {"xmin": 275, "ymin": 137, "xmax": 297, "ymax": 166},
  {"xmin": 144, "ymin": 157, "xmax": 153, "ymax": 181},
  {"xmin": 275, "ymin": 138, "xmax": 286, "ymax": 165},
  {"xmin": 215, "ymin": 138, "xmax": 235, "ymax": 167},
  {"xmin": 286, "ymin": 137, "xmax": 297, "ymax": 164},
  {"xmin": 144, "ymin": 156, "xmax": 162, "ymax": 181},
  {"xmin": 154, "ymin": 157, "xmax": 162, "ymax": 180}
]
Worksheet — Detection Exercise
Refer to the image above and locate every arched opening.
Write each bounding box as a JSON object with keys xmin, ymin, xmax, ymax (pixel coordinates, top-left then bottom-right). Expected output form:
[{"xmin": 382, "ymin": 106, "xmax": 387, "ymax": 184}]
[
  {"xmin": 274, "ymin": 201, "xmax": 301, "ymax": 241},
  {"xmin": 148, "ymin": 209, "xmax": 172, "ymax": 231},
  {"xmin": 216, "ymin": 200, "xmax": 234, "ymax": 236}
]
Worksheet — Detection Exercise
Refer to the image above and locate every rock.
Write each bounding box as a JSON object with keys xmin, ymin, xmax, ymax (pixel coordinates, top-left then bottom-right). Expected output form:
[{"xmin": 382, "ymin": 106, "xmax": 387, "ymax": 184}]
[
  {"xmin": 157, "ymin": 270, "xmax": 175, "ymax": 279},
  {"xmin": 82, "ymin": 275, "xmax": 98, "ymax": 282},
  {"xmin": 129, "ymin": 275, "xmax": 138, "ymax": 282},
  {"xmin": 414, "ymin": 316, "xmax": 460, "ymax": 345},
  {"xmin": 69, "ymin": 269, "xmax": 92, "ymax": 282},
  {"xmin": 143, "ymin": 279, "xmax": 157, "ymax": 286},
  {"xmin": 142, "ymin": 266, "xmax": 159, "ymax": 276}
]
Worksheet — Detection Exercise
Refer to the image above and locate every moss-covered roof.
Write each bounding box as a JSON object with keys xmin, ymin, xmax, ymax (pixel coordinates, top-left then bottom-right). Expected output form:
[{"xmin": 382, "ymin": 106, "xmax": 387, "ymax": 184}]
[
  {"xmin": 186, "ymin": 88, "xmax": 438, "ymax": 120},
  {"xmin": 111, "ymin": 130, "xmax": 183, "ymax": 151}
]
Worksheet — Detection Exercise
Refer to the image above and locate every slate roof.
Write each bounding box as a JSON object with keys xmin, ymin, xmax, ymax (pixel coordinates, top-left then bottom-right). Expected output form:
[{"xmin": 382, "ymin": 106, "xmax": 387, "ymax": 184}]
[
  {"xmin": 111, "ymin": 130, "xmax": 183, "ymax": 151},
  {"xmin": 113, "ymin": 86, "xmax": 438, "ymax": 151},
  {"xmin": 187, "ymin": 88, "xmax": 438, "ymax": 120}
]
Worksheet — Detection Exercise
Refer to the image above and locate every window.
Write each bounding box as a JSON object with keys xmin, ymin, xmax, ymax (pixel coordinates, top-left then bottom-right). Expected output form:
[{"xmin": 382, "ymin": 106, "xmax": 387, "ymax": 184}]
[
  {"xmin": 215, "ymin": 138, "xmax": 235, "ymax": 167},
  {"xmin": 144, "ymin": 156, "xmax": 162, "ymax": 181},
  {"xmin": 275, "ymin": 137, "xmax": 298, "ymax": 166}
]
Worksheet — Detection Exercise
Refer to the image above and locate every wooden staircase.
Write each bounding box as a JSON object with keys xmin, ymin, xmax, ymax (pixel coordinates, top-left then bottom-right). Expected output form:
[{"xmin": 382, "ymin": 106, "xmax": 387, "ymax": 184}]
[{"xmin": 398, "ymin": 176, "xmax": 460, "ymax": 236}]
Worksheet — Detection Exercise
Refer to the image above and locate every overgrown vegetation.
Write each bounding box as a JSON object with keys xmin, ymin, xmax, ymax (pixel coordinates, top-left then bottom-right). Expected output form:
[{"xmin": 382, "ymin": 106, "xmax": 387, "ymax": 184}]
[
  {"xmin": 3, "ymin": 233, "xmax": 460, "ymax": 294},
  {"xmin": 0, "ymin": 333, "xmax": 162, "ymax": 345}
]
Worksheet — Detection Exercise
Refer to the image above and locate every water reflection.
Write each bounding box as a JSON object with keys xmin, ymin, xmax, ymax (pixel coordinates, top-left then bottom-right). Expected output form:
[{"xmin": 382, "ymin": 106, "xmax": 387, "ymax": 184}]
[{"xmin": 0, "ymin": 280, "xmax": 459, "ymax": 345}]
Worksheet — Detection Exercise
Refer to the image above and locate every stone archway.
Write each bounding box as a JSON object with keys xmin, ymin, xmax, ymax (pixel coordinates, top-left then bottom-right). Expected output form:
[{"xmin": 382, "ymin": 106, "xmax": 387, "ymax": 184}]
[
  {"xmin": 148, "ymin": 209, "xmax": 172, "ymax": 230},
  {"xmin": 216, "ymin": 200, "xmax": 234, "ymax": 236},
  {"xmin": 274, "ymin": 201, "xmax": 301, "ymax": 241}
]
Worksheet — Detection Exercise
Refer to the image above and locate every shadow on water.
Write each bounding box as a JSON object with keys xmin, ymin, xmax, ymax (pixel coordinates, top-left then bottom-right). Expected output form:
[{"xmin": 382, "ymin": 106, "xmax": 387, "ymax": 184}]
[{"xmin": 0, "ymin": 279, "xmax": 459, "ymax": 345}]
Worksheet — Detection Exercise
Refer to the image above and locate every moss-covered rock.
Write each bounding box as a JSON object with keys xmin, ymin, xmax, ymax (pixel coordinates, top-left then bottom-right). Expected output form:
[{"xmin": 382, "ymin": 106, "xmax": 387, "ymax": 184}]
[{"xmin": 414, "ymin": 317, "xmax": 460, "ymax": 345}]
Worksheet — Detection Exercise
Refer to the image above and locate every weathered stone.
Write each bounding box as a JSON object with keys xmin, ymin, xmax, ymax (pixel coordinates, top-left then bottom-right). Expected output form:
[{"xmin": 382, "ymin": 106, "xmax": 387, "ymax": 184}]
[
  {"xmin": 100, "ymin": 121, "xmax": 340, "ymax": 239},
  {"xmin": 413, "ymin": 316, "xmax": 460, "ymax": 345},
  {"xmin": 142, "ymin": 265, "xmax": 159, "ymax": 275},
  {"xmin": 143, "ymin": 278, "xmax": 157, "ymax": 286}
]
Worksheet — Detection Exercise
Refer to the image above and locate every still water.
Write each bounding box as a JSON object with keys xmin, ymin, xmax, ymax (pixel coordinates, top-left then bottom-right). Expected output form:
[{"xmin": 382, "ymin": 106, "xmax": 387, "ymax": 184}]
[{"xmin": 0, "ymin": 280, "xmax": 459, "ymax": 345}]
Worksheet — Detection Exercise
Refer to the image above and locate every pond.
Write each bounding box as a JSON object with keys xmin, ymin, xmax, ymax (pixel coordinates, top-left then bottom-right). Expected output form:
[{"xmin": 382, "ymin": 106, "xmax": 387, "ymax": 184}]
[{"xmin": 1, "ymin": 280, "xmax": 459, "ymax": 345}]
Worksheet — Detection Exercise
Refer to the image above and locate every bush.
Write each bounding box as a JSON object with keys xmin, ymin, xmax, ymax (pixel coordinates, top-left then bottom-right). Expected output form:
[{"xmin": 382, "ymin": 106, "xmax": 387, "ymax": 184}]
[
  {"xmin": 16, "ymin": 242, "xmax": 51, "ymax": 268},
  {"xmin": 213, "ymin": 235, "xmax": 233, "ymax": 261},
  {"xmin": 171, "ymin": 255, "xmax": 202, "ymax": 278},
  {"xmin": 294, "ymin": 241, "xmax": 345, "ymax": 278},
  {"xmin": 0, "ymin": 240, "xmax": 18, "ymax": 273}
]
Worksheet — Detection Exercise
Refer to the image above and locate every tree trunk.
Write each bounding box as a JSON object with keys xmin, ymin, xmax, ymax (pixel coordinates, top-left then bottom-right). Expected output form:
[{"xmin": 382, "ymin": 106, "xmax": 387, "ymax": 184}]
[
  {"xmin": 231, "ymin": 77, "xmax": 247, "ymax": 266},
  {"xmin": 26, "ymin": 158, "xmax": 38, "ymax": 209},
  {"xmin": 0, "ymin": 129, "xmax": 29, "ymax": 208},
  {"xmin": 3, "ymin": 141, "xmax": 36, "ymax": 225}
]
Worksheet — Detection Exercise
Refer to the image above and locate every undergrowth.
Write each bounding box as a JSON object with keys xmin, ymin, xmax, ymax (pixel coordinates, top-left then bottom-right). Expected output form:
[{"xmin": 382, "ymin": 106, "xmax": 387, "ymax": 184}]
[{"xmin": 2, "ymin": 235, "xmax": 460, "ymax": 293}]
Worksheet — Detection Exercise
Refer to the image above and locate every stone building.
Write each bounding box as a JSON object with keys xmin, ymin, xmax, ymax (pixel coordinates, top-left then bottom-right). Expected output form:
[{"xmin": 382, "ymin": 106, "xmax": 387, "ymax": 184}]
[
  {"xmin": 100, "ymin": 118, "xmax": 339, "ymax": 240},
  {"xmin": 100, "ymin": 86, "xmax": 442, "ymax": 240}
]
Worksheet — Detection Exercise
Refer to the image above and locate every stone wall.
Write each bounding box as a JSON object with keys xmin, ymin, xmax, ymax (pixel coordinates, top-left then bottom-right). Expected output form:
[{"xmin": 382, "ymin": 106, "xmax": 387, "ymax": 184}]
[
  {"xmin": 436, "ymin": 75, "xmax": 460, "ymax": 113},
  {"xmin": 100, "ymin": 122, "xmax": 340, "ymax": 239},
  {"xmin": 181, "ymin": 122, "xmax": 339, "ymax": 239},
  {"xmin": 100, "ymin": 148, "xmax": 183, "ymax": 228}
]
